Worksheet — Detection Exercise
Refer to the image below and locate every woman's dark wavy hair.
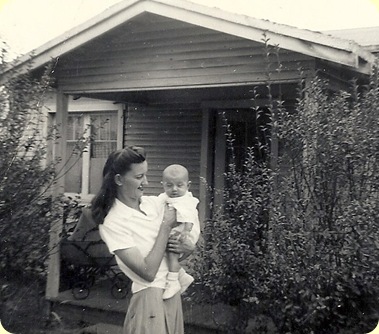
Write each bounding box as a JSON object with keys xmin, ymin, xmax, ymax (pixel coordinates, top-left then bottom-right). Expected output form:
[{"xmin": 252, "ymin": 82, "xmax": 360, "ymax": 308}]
[{"xmin": 91, "ymin": 146, "xmax": 145, "ymax": 225}]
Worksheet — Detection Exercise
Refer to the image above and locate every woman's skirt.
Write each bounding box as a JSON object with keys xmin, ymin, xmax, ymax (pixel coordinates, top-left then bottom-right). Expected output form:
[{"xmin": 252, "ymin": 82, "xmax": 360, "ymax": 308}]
[{"xmin": 123, "ymin": 288, "xmax": 184, "ymax": 334}]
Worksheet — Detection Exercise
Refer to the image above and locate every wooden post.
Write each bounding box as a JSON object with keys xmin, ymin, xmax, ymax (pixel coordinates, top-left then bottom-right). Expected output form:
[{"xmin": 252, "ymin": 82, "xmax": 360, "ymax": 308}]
[
  {"xmin": 81, "ymin": 114, "xmax": 91, "ymax": 196},
  {"xmin": 270, "ymin": 102, "xmax": 279, "ymax": 189},
  {"xmin": 199, "ymin": 108, "xmax": 211, "ymax": 225},
  {"xmin": 213, "ymin": 111, "xmax": 226, "ymax": 210},
  {"xmin": 45, "ymin": 89, "xmax": 68, "ymax": 300},
  {"xmin": 117, "ymin": 104, "xmax": 124, "ymax": 149}
]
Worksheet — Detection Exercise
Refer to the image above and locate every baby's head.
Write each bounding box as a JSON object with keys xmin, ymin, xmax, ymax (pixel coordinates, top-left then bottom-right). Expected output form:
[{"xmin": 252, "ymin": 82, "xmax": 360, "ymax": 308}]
[{"xmin": 161, "ymin": 164, "xmax": 191, "ymax": 198}]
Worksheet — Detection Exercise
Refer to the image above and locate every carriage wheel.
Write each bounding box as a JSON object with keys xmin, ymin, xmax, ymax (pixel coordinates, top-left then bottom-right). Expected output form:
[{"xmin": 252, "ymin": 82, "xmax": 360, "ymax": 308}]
[
  {"xmin": 111, "ymin": 273, "xmax": 131, "ymax": 299},
  {"xmin": 111, "ymin": 281, "xmax": 128, "ymax": 299},
  {"xmin": 72, "ymin": 282, "xmax": 90, "ymax": 300},
  {"xmin": 114, "ymin": 272, "xmax": 129, "ymax": 284}
]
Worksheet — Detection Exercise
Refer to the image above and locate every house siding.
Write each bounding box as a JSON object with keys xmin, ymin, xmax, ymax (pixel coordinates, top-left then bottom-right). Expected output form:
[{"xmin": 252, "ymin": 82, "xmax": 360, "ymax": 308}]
[
  {"xmin": 123, "ymin": 103, "xmax": 203, "ymax": 197},
  {"xmin": 55, "ymin": 14, "xmax": 314, "ymax": 93}
]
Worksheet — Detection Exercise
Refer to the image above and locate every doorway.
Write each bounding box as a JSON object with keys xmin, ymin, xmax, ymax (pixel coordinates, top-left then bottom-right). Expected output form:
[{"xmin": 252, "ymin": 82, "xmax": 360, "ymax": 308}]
[{"xmin": 212, "ymin": 107, "xmax": 271, "ymax": 208}]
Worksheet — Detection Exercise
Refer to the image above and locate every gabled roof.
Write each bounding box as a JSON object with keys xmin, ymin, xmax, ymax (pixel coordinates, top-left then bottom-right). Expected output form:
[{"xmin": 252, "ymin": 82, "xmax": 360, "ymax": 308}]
[
  {"xmin": 2, "ymin": 0, "xmax": 376, "ymax": 79},
  {"xmin": 326, "ymin": 26, "xmax": 379, "ymax": 53}
]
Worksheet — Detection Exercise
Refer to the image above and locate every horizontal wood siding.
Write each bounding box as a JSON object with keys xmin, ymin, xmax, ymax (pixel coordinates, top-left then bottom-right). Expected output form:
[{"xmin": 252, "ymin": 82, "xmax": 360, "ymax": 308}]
[
  {"xmin": 123, "ymin": 103, "xmax": 202, "ymax": 197},
  {"xmin": 55, "ymin": 14, "xmax": 314, "ymax": 92}
]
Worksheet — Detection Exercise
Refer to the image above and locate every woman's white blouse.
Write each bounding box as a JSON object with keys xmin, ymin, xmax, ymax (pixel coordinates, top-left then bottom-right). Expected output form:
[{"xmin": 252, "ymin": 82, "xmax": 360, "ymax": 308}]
[{"xmin": 99, "ymin": 196, "xmax": 199, "ymax": 293}]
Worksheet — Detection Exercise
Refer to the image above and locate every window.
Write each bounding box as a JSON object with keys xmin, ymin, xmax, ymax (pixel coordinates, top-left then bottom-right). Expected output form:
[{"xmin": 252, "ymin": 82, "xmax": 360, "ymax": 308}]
[{"xmin": 64, "ymin": 112, "xmax": 119, "ymax": 196}]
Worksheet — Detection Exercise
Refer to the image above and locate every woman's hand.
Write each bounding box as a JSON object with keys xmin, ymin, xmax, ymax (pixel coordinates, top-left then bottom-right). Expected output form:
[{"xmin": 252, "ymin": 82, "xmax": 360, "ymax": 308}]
[
  {"xmin": 162, "ymin": 204, "xmax": 178, "ymax": 229},
  {"xmin": 167, "ymin": 234, "xmax": 196, "ymax": 260}
]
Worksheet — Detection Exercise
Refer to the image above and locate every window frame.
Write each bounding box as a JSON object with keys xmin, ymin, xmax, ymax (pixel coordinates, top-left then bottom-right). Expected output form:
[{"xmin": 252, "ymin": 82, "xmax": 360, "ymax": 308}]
[{"xmin": 47, "ymin": 96, "xmax": 124, "ymax": 202}]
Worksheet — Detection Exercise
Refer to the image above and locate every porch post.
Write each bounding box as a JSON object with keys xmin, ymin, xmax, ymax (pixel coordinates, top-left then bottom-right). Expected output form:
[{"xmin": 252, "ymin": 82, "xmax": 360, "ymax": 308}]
[
  {"xmin": 199, "ymin": 107, "xmax": 212, "ymax": 224},
  {"xmin": 270, "ymin": 102, "xmax": 279, "ymax": 188},
  {"xmin": 45, "ymin": 89, "xmax": 68, "ymax": 299}
]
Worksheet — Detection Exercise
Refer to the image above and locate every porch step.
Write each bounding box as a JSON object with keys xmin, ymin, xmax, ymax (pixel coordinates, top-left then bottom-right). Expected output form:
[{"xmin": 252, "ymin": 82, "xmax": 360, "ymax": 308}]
[{"xmin": 81, "ymin": 322, "xmax": 123, "ymax": 334}]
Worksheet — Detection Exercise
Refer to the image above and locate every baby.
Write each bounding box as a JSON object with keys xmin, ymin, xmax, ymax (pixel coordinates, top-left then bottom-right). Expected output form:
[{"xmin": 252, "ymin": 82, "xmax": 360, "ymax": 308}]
[{"xmin": 159, "ymin": 164, "xmax": 200, "ymax": 300}]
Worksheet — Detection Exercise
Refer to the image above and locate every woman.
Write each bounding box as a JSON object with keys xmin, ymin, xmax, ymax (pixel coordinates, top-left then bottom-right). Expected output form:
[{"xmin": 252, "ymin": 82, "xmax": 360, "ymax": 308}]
[{"xmin": 91, "ymin": 147, "xmax": 197, "ymax": 334}]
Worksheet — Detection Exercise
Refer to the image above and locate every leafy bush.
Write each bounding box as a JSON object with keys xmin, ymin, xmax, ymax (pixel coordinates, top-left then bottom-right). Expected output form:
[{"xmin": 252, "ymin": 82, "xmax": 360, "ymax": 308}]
[
  {"xmin": 0, "ymin": 47, "xmax": 118, "ymax": 281},
  {"xmin": 194, "ymin": 69, "xmax": 379, "ymax": 333},
  {"xmin": 0, "ymin": 49, "xmax": 59, "ymax": 279},
  {"xmin": 268, "ymin": 73, "xmax": 379, "ymax": 333}
]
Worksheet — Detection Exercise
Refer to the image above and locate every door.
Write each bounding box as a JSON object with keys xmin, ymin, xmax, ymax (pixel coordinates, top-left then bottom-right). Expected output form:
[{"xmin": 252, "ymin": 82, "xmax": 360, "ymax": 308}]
[{"xmin": 213, "ymin": 107, "xmax": 271, "ymax": 208}]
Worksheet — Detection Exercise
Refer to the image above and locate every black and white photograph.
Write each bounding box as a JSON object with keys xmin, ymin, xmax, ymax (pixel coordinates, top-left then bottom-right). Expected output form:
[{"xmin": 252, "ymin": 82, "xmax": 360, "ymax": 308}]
[{"xmin": 0, "ymin": 0, "xmax": 379, "ymax": 333}]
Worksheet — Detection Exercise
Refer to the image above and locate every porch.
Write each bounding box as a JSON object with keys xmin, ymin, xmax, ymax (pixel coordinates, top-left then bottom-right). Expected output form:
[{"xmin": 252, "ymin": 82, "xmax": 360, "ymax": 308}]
[{"xmin": 49, "ymin": 277, "xmax": 235, "ymax": 333}]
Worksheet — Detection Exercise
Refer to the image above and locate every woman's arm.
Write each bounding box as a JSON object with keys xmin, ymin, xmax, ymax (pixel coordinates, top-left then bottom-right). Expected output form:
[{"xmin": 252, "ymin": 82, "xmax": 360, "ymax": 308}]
[{"xmin": 114, "ymin": 205, "xmax": 176, "ymax": 282}]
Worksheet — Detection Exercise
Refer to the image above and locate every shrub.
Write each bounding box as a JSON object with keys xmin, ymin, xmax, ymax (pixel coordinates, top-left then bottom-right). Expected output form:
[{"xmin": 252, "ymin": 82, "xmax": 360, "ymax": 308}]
[
  {"xmin": 195, "ymin": 69, "xmax": 379, "ymax": 333},
  {"xmin": 267, "ymin": 73, "xmax": 379, "ymax": 333},
  {"xmin": 0, "ymin": 49, "xmax": 59, "ymax": 279}
]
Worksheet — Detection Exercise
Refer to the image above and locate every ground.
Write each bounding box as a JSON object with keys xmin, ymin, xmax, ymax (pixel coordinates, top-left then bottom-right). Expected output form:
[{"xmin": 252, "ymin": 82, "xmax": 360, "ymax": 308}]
[
  {"xmin": 2, "ymin": 274, "xmax": 375, "ymax": 333},
  {"xmin": 0, "ymin": 275, "xmax": 86, "ymax": 334}
]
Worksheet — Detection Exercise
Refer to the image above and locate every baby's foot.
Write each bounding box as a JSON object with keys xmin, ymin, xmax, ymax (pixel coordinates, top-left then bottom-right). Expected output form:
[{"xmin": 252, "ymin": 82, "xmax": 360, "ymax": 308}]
[
  {"xmin": 179, "ymin": 271, "xmax": 194, "ymax": 294},
  {"xmin": 163, "ymin": 279, "xmax": 181, "ymax": 300}
]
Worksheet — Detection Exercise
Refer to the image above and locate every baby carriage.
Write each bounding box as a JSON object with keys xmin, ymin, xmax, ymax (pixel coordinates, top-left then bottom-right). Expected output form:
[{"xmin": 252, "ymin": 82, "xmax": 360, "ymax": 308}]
[{"xmin": 60, "ymin": 207, "xmax": 131, "ymax": 300}]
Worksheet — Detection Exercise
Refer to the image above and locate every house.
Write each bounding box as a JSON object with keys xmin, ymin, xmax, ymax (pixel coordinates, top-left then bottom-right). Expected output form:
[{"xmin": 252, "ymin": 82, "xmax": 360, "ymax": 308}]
[{"xmin": 2, "ymin": 0, "xmax": 378, "ymax": 328}]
